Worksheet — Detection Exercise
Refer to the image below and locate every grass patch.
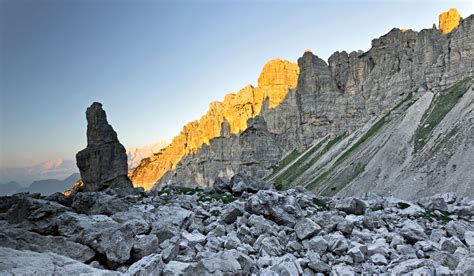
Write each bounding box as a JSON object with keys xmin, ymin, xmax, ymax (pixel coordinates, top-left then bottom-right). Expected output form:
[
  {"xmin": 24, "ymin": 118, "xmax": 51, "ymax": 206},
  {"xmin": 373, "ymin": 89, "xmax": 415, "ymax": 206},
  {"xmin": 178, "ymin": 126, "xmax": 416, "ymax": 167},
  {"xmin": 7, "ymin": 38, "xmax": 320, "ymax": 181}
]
[
  {"xmin": 198, "ymin": 194, "xmax": 236, "ymax": 204},
  {"xmin": 396, "ymin": 202, "xmax": 411, "ymax": 209},
  {"xmin": 414, "ymin": 78, "xmax": 471, "ymax": 152},
  {"xmin": 313, "ymin": 198, "xmax": 329, "ymax": 210},
  {"xmin": 138, "ymin": 192, "xmax": 149, "ymax": 200},
  {"xmin": 371, "ymin": 206, "xmax": 384, "ymax": 212},
  {"xmin": 334, "ymin": 114, "xmax": 389, "ymax": 167},
  {"xmin": 210, "ymin": 210, "xmax": 221, "ymax": 216},
  {"xmin": 159, "ymin": 186, "xmax": 203, "ymax": 196},
  {"xmin": 422, "ymin": 209, "xmax": 452, "ymax": 223},
  {"xmin": 273, "ymin": 137, "xmax": 329, "ymax": 190},
  {"xmin": 274, "ymin": 133, "xmax": 347, "ymax": 191},
  {"xmin": 305, "ymin": 94, "xmax": 411, "ymax": 192},
  {"xmin": 264, "ymin": 150, "xmax": 300, "ymax": 180},
  {"xmin": 350, "ymin": 162, "xmax": 366, "ymax": 181},
  {"xmin": 319, "ymin": 162, "xmax": 367, "ymax": 196}
]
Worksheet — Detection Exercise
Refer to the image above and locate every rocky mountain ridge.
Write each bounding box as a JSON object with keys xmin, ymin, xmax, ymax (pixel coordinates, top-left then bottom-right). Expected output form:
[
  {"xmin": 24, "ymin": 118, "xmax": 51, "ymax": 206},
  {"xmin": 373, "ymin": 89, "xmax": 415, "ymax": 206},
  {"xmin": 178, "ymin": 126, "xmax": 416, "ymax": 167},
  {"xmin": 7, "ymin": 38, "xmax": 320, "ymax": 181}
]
[
  {"xmin": 149, "ymin": 12, "xmax": 474, "ymax": 200},
  {"xmin": 130, "ymin": 59, "xmax": 299, "ymax": 190}
]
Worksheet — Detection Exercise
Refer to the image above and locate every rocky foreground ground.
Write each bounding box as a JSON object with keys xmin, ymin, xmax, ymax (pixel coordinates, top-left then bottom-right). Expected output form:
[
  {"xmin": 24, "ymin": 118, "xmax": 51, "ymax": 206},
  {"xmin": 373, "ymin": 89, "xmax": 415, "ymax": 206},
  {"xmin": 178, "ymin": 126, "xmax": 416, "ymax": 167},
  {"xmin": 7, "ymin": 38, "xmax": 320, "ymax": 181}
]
[{"xmin": 0, "ymin": 174, "xmax": 473, "ymax": 275}]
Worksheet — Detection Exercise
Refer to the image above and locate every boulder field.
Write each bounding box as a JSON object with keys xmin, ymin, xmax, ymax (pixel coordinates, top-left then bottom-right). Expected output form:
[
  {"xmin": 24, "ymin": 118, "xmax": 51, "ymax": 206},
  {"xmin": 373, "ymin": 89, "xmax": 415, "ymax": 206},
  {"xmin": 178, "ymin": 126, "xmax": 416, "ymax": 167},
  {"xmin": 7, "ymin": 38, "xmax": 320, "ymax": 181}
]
[{"xmin": 0, "ymin": 175, "xmax": 473, "ymax": 275}]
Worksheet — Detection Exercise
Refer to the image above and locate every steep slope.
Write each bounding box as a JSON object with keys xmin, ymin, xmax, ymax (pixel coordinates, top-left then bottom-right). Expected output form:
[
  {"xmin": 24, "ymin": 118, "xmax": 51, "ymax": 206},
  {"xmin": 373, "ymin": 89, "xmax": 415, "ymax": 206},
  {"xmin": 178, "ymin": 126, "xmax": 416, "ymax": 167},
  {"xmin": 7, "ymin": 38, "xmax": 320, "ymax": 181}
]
[
  {"xmin": 130, "ymin": 59, "xmax": 299, "ymax": 190},
  {"xmin": 153, "ymin": 14, "xmax": 473, "ymax": 192},
  {"xmin": 272, "ymin": 79, "xmax": 473, "ymax": 199},
  {"xmin": 336, "ymin": 79, "xmax": 473, "ymax": 199}
]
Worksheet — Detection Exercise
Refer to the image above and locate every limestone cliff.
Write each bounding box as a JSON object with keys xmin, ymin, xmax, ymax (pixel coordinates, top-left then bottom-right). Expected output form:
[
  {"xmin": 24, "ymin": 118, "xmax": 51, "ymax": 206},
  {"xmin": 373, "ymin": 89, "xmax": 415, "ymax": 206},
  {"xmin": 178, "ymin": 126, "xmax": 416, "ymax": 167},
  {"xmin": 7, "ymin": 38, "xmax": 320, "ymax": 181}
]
[
  {"xmin": 439, "ymin": 8, "xmax": 462, "ymax": 34},
  {"xmin": 154, "ymin": 14, "xmax": 474, "ymax": 195},
  {"xmin": 130, "ymin": 59, "xmax": 299, "ymax": 190}
]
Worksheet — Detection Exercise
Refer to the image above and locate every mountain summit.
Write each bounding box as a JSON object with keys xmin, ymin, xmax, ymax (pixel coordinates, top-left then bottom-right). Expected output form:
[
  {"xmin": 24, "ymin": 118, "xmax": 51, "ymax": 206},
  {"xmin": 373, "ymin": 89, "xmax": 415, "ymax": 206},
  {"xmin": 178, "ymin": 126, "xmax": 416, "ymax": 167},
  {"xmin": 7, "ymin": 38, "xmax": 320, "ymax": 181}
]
[
  {"xmin": 439, "ymin": 8, "xmax": 462, "ymax": 34},
  {"xmin": 130, "ymin": 59, "xmax": 299, "ymax": 190}
]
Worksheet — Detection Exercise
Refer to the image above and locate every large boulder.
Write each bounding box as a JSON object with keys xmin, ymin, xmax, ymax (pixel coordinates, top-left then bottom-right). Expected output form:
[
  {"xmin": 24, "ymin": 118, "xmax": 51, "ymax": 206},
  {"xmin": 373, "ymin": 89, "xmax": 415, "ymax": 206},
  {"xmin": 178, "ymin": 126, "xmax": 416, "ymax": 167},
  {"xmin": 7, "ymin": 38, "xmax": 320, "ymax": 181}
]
[
  {"xmin": 230, "ymin": 173, "xmax": 273, "ymax": 195},
  {"xmin": 70, "ymin": 192, "xmax": 130, "ymax": 215},
  {"xmin": 0, "ymin": 247, "xmax": 118, "ymax": 275},
  {"xmin": 0, "ymin": 227, "xmax": 95, "ymax": 263},
  {"xmin": 335, "ymin": 197, "xmax": 367, "ymax": 215},
  {"xmin": 76, "ymin": 102, "xmax": 134, "ymax": 195},
  {"xmin": 3, "ymin": 194, "xmax": 68, "ymax": 235}
]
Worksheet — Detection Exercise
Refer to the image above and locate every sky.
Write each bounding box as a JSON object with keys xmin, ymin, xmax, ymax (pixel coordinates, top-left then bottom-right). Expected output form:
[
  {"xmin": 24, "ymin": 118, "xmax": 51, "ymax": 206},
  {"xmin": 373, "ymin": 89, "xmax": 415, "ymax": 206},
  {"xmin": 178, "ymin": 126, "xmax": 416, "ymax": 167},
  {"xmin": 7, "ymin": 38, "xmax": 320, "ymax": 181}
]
[{"xmin": 0, "ymin": 0, "xmax": 472, "ymax": 168}]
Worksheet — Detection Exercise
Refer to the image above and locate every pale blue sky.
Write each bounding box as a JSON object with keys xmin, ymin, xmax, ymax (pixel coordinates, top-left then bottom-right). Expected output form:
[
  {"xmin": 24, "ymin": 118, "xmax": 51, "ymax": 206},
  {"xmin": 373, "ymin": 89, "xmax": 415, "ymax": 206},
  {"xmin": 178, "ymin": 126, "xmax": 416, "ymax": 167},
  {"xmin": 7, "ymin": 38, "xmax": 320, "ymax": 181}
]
[{"xmin": 1, "ymin": 0, "xmax": 472, "ymax": 168}]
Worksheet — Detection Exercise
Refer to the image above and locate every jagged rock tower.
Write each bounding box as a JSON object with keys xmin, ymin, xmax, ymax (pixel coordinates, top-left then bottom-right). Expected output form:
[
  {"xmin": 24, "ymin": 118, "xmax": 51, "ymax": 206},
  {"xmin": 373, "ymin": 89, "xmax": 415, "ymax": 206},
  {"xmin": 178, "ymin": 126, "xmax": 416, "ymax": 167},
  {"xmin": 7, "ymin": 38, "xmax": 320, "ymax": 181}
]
[{"xmin": 76, "ymin": 102, "xmax": 133, "ymax": 194}]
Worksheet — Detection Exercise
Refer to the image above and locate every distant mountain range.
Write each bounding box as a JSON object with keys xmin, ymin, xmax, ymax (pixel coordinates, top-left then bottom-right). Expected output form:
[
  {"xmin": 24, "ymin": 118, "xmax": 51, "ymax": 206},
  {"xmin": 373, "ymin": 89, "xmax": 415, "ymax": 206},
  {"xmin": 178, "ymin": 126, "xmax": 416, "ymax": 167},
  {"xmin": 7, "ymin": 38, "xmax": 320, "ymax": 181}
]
[
  {"xmin": 0, "ymin": 141, "xmax": 168, "ymax": 194},
  {"xmin": 126, "ymin": 140, "xmax": 169, "ymax": 169},
  {"xmin": 0, "ymin": 159, "xmax": 78, "ymax": 186},
  {"xmin": 0, "ymin": 173, "xmax": 80, "ymax": 196}
]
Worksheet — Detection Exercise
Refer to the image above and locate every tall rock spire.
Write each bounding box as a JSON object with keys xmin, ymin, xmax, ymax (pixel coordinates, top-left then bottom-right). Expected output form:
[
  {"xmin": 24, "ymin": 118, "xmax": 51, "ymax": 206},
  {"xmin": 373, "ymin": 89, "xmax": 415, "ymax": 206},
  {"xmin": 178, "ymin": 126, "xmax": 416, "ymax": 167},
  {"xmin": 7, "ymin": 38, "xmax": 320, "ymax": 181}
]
[{"xmin": 76, "ymin": 102, "xmax": 133, "ymax": 194}]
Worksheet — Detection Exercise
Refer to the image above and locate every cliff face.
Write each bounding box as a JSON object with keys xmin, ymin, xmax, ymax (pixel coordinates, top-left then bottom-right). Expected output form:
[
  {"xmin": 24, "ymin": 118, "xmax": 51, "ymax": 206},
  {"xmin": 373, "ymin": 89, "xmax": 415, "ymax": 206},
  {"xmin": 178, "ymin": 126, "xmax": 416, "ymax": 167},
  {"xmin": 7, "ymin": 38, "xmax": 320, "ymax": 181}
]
[
  {"xmin": 153, "ymin": 14, "xmax": 474, "ymax": 194},
  {"xmin": 130, "ymin": 59, "xmax": 299, "ymax": 190},
  {"xmin": 439, "ymin": 8, "xmax": 462, "ymax": 34}
]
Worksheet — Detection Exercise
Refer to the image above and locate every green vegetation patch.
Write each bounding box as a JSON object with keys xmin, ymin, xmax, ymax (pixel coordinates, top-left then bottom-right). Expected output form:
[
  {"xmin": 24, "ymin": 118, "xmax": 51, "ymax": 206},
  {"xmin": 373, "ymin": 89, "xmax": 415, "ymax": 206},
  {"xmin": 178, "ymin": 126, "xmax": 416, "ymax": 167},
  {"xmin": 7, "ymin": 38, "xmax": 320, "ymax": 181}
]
[
  {"xmin": 210, "ymin": 210, "xmax": 221, "ymax": 216},
  {"xmin": 414, "ymin": 78, "xmax": 471, "ymax": 152},
  {"xmin": 306, "ymin": 93, "xmax": 416, "ymax": 193},
  {"xmin": 335, "ymin": 115, "xmax": 389, "ymax": 167},
  {"xmin": 396, "ymin": 202, "xmax": 411, "ymax": 209},
  {"xmin": 313, "ymin": 198, "xmax": 329, "ymax": 210},
  {"xmin": 371, "ymin": 206, "xmax": 384, "ymax": 212},
  {"xmin": 421, "ymin": 209, "xmax": 452, "ymax": 223},
  {"xmin": 318, "ymin": 162, "xmax": 367, "ymax": 196},
  {"xmin": 159, "ymin": 186, "xmax": 203, "ymax": 196},
  {"xmin": 273, "ymin": 137, "xmax": 329, "ymax": 190},
  {"xmin": 264, "ymin": 150, "xmax": 300, "ymax": 181},
  {"xmin": 198, "ymin": 194, "xmax": 236, "ymax": 204},
  {"xmin": 273, "ymin": 133, "xmax": 347, "ymax": 191}
]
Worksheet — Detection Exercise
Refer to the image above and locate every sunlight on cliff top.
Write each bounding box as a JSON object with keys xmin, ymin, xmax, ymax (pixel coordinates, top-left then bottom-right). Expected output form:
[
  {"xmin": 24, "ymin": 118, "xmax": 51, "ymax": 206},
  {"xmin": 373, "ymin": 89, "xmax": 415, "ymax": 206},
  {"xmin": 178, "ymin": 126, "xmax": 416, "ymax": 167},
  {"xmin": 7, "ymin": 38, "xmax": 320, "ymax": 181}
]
[
  {"xmin": 129, "ymin": 59, "xmax": 299, "ymax": 190},
  {"xmin": 439, "ymin": 8, "xmax": 462, "ymax": 34}
]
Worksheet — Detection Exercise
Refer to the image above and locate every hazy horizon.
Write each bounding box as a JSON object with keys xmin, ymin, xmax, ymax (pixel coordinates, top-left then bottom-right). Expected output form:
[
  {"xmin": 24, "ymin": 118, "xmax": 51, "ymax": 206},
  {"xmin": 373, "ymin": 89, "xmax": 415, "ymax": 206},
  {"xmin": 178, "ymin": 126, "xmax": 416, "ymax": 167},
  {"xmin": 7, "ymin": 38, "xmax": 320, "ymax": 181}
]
[{"xmin": 1, "ymin": 0, "xmax": 473, "ymax": 168}]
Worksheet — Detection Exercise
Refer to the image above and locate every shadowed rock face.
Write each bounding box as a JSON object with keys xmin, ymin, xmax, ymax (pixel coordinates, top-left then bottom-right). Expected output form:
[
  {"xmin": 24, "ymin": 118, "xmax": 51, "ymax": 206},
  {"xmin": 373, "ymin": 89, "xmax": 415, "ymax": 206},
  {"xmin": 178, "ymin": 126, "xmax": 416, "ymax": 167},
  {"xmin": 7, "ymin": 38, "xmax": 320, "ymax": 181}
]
[{"xmin": 76, "ymin": 102, "xmax": 132, "ymax": 193}]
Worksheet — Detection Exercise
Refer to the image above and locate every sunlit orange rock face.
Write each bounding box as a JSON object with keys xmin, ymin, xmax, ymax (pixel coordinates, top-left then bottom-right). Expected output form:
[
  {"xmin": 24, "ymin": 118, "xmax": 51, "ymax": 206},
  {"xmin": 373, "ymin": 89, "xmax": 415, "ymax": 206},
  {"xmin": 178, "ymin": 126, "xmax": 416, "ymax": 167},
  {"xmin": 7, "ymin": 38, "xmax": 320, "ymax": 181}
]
[
  {"xmin": 130, "ymin": 59, "xmax": 299, "ymax": 190},
  {"xmin": 439, "ymin": 8, "xmax": 462, "ymax": 34}
]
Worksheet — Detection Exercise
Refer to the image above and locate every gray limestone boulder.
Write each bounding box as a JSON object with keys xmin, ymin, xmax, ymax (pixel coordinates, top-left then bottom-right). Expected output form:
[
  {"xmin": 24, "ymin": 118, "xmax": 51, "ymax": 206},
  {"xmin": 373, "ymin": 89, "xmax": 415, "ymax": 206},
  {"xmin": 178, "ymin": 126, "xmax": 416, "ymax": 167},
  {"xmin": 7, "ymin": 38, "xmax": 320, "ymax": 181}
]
[
  {"xmin": 190, "ymin": 255, "xmax": 242, "ymax": 275},
  {"xmin": 71, "ymin": 192, "xmax": 130, "ymax": 215},
  {"xmin": 213, "ymin": 177, "xmax": 232, "ymax": 193},
  {"xmin": 0, "ymin": 247, "xmax": 119, "ymax": 275},
  {"xmin": 0, "ymin": 227, "xmax": 95, "ymax": 263},
  {"xmin": 294, "ymin": 218, "xmax": 321, "ymax": 240},
  {"xmin": 335, "ymin": 197, "xmax": 367, "ymax": 215},
  {"xmin": 127, "ymin": 254, "xmax": 165, "ymax": 276},
  {"xmin": 230, "ymin": 173, "xmax": 273, "ymax": 195},
  {"xmin": 399, "ymin": 220, "xmax": 427, "ymax": 243}
]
